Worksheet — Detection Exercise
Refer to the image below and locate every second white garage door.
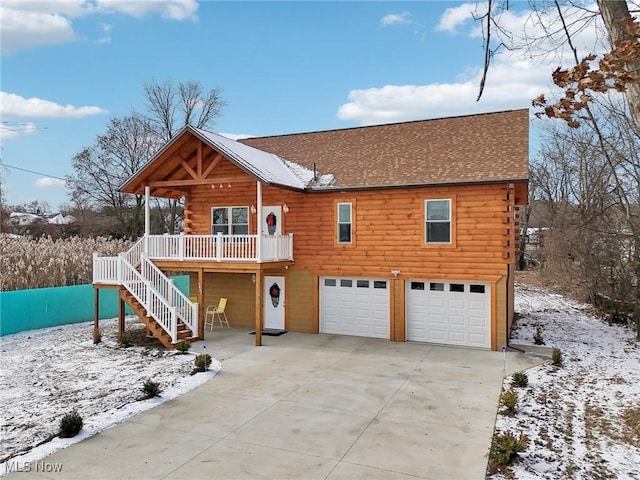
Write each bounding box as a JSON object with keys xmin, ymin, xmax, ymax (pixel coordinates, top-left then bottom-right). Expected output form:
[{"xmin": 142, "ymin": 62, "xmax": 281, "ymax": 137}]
[
  {"xmin": 406, "ymin": 280, "xmax": 491, "ymax": 349},
  {"xmin": 320, "ymin": 277, "xmax": 390, "ymax": 339}
]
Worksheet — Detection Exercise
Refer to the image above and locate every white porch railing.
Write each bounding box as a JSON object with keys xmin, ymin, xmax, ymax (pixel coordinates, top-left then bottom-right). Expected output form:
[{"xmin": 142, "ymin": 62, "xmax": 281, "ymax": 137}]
[
  {"xmin": 146, "ymin": 233, "xmax": 294, "ymax": 262},
  {"xmin": 93, "ymin": 236, "xmax": 197, "ymax": 344}
]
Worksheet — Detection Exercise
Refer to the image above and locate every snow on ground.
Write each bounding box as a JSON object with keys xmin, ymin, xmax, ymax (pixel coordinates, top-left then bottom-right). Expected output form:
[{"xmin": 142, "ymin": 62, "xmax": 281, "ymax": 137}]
[
  {"xmin": 489, "ymin": 283, "xmax": 640, "ymax": 479},
  {"xmin": 0, "ymin": 317, "xmax": 220, "ymax": 474}
]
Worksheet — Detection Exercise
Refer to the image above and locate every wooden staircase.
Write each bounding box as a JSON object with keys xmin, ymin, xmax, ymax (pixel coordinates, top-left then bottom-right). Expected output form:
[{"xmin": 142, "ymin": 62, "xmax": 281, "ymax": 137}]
[{"xmin": 120, "ymin": 287, "xmax": 196, "ymax": 349}]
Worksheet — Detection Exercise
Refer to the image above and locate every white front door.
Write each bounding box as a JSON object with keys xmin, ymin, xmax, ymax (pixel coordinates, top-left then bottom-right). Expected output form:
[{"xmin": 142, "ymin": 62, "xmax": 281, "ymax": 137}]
[
  {"xmin": 261, "ymin": 206, "xmax": 282, "ymax": 236},
  {"xmin": 264, "ymin": 275, "xmax": 285, "ymax": 330}
]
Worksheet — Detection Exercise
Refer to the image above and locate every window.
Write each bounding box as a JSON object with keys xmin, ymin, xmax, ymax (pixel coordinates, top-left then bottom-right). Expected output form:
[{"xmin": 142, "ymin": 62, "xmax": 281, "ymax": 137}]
[
  {"xmin": 340, "ymin": 279, "xmax": 353, "ymax": 287},
  {"xmin": 337, "ymin": 202, "xmax": 352, "ymax": 244},
  {"xmin": 211, "ymin": 207, "xmax": 248, "ymax": 235},
  {"xmin": 429, "ymin": 282, "xmax": 444, "ymax": 291},
  {"xmin": 470, "ymin": 284, "xmax": 486, "ymax": 294},
  {"xmin": 411, "ymin": 282, "xmax": 425, "ymax": 290},
  {"xmin": 450, "ymin": 283, "xmax": 464, "ymax": 293},
  {"xmin": 324, "ymin": 279, "xmax": 337, "ymax": 287},
  {"xmin": 425, "ymin": 199, "xmax": 451, "ymax": 244},
  {"xmin": 357, "ymin": 280, "xmax": 369, "ymax": 288},
  {"xmin": 373, "ymin": 281, "xmax": 387, "ymax": 289}
]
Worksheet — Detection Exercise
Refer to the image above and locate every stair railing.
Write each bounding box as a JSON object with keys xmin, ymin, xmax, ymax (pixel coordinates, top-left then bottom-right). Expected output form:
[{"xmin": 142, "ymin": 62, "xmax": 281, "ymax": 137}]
[
  {"xmin": 119, "ymin": 252, "xmax": 178, "ymax": 343},
  {"xmin": 140, "ymin": 254, "xmax": 198, "ymax": 337}
]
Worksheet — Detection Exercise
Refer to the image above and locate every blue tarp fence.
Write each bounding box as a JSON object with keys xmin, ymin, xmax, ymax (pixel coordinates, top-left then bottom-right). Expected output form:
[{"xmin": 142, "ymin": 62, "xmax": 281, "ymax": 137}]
[{"xmin": 0, "ymin": 275, "xmax": 190, "ymax": 337}]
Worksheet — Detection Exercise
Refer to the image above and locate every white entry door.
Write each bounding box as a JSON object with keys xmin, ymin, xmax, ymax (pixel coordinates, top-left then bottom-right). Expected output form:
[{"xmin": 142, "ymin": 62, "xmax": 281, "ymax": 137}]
[
  {"xmin": 264, "ymin": 275, "xmax": 285, "ymax": 330},
  {"xmin": 261, "ymin": 206, "xmax": 282, "ymax": 236}
]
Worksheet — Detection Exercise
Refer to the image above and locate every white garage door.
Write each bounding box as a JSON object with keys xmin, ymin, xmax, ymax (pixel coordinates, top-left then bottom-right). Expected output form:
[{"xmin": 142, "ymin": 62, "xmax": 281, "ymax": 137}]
[
  {"xmin": 320, "ymin": 277, "xmax": 390, "ymax": 339},
  {"xmin": 406, "ymin": 280, "xmax": 491, "ymax": 349}
]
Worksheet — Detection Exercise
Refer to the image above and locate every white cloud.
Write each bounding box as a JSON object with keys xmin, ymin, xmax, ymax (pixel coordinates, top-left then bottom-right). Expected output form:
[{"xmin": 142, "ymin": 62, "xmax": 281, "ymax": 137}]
[
  {"xmin": 339, "ymin": 3, "xmax": 608, "ymax": 125},
  {"xmin": 380, "ymin": 12, "xmax": 413, "ymax": 27},
  {"xmin": 436, "ymin": 2, "xmax": 483, "ymax": 33},
  {"xmin": 219, "ymin": 132, "xmax": 255, "ymax": 141},
  {"xmin": 0, "ymin": 0, "xmax": 198, "ymax": 54},
  {"xmin": 96, "ymin": 22, "xmax": 113, "ymax": 44},
  {"xmin": 0, "ymin": 92, "xmax": 108, "ymax": 119},
  {"xmin": 35, "ymin": 178, "xmax": 66, "ymax": 189}
]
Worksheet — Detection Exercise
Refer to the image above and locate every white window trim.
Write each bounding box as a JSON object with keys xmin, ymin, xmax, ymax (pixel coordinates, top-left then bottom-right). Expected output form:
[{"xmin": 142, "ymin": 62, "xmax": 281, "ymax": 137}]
[
  {"xmin": 337, "ymin": 202, "xmax": 352, "ymax": 244},
  {"xmin": 211, "ymin": 206, "xmax": 249, "ymax": 235},
  {"xmin": 425, "ymin": 199, "xmax": 452, "ymax": 244}
]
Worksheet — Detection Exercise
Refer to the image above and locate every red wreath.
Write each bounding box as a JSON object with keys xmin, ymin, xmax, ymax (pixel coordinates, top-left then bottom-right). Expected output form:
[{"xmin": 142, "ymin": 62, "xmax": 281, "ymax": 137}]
[{"xmin": 266, "ymin": 212, "xmax": 277, "ymax": 227}]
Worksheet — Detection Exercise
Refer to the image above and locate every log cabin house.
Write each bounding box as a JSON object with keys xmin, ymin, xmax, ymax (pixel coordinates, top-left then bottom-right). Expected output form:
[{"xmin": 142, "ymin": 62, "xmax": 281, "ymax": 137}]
[{"xmin": 93, "ymin": 109, "xmax": 529, "ymax": 350}]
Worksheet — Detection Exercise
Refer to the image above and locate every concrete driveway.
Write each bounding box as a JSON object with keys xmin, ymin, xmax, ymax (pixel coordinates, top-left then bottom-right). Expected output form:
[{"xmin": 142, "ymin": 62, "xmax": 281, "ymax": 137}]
[{"xmin": 9, "ymin": 330, "xmax": 541, "ymax": 479}]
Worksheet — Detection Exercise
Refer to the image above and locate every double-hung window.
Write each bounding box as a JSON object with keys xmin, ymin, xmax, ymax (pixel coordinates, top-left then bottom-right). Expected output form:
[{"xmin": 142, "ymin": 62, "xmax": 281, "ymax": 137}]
[
  {"xmin": 212, "ymin": 207, "xmax": 249, "ymax": 235},
  {"xmin": 425, "ymin": 199, "xmax": 451, "ymax": 244},
  {"xmin": 337, "ymin": 202, "xmax": 352, "ymax": 244}
]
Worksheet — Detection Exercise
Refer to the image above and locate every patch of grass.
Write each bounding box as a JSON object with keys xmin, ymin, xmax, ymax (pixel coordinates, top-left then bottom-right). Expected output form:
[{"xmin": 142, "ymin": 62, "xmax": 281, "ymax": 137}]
[
  {"xmin": 117, "ymin": 331, "xmax": 135, "ymax": 348},
  {"xmin": 622, "ymin": 406, "xmax": 640, "ymax": 448}
]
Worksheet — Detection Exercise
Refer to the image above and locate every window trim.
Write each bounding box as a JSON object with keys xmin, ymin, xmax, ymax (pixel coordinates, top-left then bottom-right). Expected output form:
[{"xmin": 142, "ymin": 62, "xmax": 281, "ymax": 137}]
[
  {"xmin": 423, "ymin": 196, "xmax": 456, "ymax": 247},
  {"xmin": 335, "ymin": 200, "xmax": 355, "ymax": 246},
  {"xmin": 211, "ymin": 206, "xmax": 249, "ymax": 235}
]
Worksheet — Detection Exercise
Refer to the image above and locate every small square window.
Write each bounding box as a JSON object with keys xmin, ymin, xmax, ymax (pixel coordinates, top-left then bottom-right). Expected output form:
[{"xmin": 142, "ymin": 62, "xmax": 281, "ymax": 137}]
[
  {"xmin": 324, "ymin": 279, "xmax": 336, "ymax": 287},
  {"xmin": 429, "ymin": 282, "xmax": 444, "ymax": 291},
  {"xmin": 373, "ymin": 281, "xmax": 387, "ymax": 289},
  {"xmin": 450, "ymin": 283, "xmax": 464, "ymax": 293},
  {"xmin": 411, "ymin": 282, "xmax": 425, "ymax": 290},
  {"xmin": 470, "ymin": 284, "xmax": 486, "ymax": 294},
  {"xmin": 357, "ymin": 280, "xmax": 369, "ymax": 288},
  {"xmin": 340, "ymin": 279, "xmax": 353, "ymax": 287}
]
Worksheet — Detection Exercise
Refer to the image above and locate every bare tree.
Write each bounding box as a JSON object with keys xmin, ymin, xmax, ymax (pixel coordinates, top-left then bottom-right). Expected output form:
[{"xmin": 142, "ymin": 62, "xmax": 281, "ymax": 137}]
[
  {"xmin": 141, "ymin": 79, "xmax": 226, "ymax": 232},
  {"xmin": 67, "ymin": 114, "xmax": 159, "ymax": 238}
]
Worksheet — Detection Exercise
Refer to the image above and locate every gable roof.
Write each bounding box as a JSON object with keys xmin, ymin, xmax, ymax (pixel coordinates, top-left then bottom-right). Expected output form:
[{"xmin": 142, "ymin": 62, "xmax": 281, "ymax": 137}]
[
  {"xmin": 191, "ymin": 128, "xmax": 307, "ymax": 189},
  {"xmin": 241, "ymin": 109, "xmax": 529, "ymax": 189}
]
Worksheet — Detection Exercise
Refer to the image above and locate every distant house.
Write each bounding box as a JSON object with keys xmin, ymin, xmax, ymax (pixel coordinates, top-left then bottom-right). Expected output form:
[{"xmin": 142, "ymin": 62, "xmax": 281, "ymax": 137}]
[
  {"xmin": 93, "ymin": 109, "xmax": 529, "ymax": 351},
  {"xmin": 9, "ymin": 212, "xmax": 41, "ymax": 226}
]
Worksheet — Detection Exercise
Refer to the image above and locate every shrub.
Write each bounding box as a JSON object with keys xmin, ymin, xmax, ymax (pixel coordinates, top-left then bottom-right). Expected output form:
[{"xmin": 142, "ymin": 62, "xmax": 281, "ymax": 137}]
[
  {"xmin": 58, "ymin": 410, "xmax": 83, "ymax": 438},
  {"xmin": 488, "ymin": 431, "xmax": 529, "ymax": 469},
  {"xmin": 499, "ymin": 389, "xmax": 519, "ymax": 415},
  {"xmin": 552, "ymin": 347, "xmax": 563, "ymax": 366},
  {"xmin": 141, "ymin": 379, "xmax": 162, "ymax": 399},
  {"xmin": 512, "ymin": 371, "xmax": 528, "ymax": 388},
  {"xmin": 533, "ymin": 324, "xmax": 545, "ymax": 345},
  {"xmin": 175, "ymin": 340, "xmax": 191, "ymax": 354},
  {"xmin": 117, "ymin": 331, "xmax": 134, "ymax": 348},
  {"xmin": 194, "ymin": 353, "xmax": 212, "ymax": 370},
  {"xmin": 92, "ymin": 327, "xmax": 102, "ymax": 345}
]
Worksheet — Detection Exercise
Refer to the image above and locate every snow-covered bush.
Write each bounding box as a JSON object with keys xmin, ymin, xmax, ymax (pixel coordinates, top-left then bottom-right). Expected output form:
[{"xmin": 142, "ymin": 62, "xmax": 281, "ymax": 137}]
[
  {"xmin": 0, "ymin": 236, "xmax": 134, "ymax": 291},
  {"xmin": 58, "ymin": 410, "xmax": 83, "ymax": 438}
]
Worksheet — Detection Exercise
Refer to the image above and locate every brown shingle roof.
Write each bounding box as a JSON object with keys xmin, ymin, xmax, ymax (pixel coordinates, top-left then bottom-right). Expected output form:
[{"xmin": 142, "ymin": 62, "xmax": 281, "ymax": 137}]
[{"xmin": 241, "ymin": 109, "xmax": 529, "ymax": 189}]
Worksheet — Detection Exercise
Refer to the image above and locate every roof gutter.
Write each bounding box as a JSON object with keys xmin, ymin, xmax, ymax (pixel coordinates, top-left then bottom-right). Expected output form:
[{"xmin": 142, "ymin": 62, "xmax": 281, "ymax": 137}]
[{"xmin": 303, "ymin": 177, "xmax": 529, "ymax": 193}]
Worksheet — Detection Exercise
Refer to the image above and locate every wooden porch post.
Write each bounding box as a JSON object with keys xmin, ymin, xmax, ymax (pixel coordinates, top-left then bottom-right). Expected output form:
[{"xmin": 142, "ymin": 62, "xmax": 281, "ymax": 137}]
[
  {"xmin": 118, "ymin": 296, "xmax": 125, "ymax": 334},
  {"xmin": 198, "ymin": 268, "xmax": 205, "ymax": 340},
  {"xmin": 254, "ymin": 271, "xmax": 262, "ymax": 346},
  {"xmin": 93, "ymin": 287, "xmax": 99, "ymax": 330},
  {"xmin": 256, "ymin": 181, "xmax": 263, "ymax": 262},
  {"xmin": 144, "ymin": 185, "xmax": 150, "ymax": 254}
]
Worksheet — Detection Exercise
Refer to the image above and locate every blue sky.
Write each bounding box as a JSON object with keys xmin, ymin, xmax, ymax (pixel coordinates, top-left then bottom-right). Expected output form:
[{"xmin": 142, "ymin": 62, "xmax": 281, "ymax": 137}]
[{"xmin": 0, "ymin": 1, "xmax": 604, "ymax": 210}]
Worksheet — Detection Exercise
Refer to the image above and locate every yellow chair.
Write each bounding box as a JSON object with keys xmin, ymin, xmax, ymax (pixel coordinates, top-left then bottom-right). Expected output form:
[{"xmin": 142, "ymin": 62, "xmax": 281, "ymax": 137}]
[{"xmin": 205, "ymin": 298, "xmax": 230, "ymax": 329}]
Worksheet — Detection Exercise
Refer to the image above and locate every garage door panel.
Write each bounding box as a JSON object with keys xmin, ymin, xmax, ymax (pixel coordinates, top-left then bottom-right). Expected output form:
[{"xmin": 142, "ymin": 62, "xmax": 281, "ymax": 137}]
[
  {"xmin": 407, "ymin": 280, "xmax": 491, "ymax": 349},
  {"xmin": 320, "ymin": 277, "xmax": 389, "ymax": 339}
]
